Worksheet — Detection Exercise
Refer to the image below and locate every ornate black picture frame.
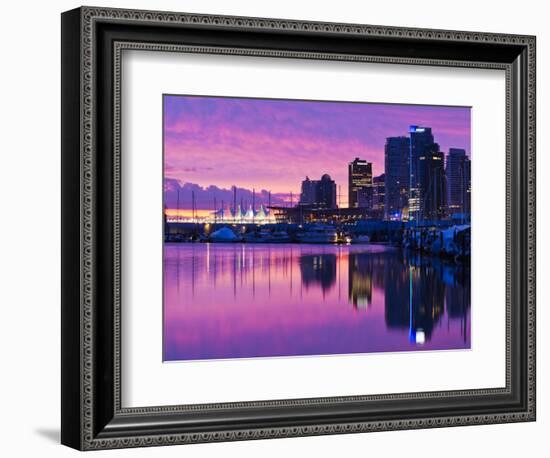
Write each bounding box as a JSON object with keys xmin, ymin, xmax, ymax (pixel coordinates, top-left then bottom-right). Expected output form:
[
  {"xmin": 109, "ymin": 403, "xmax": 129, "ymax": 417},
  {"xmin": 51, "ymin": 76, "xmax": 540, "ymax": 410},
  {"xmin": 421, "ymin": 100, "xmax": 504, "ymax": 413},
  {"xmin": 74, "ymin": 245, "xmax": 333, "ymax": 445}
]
[{"xmin": 61, "ymin": 6, "xmax": 536, "ymax": 450}]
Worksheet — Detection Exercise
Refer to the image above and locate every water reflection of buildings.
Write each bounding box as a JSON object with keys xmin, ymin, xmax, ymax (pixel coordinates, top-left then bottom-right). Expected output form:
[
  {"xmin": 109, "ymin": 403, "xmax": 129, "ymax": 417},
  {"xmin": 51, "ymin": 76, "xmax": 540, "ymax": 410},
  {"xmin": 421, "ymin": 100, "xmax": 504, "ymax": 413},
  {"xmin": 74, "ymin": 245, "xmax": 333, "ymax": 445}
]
[
  {"xmin": 444, "ymin": 263, "xmax": 470, "ymax": 342},
  {"xmin": 348, "ymin": 254, "xmax": 373, "ymax": 308},
  {"xmin": 383, "ymin": 254, "xmax": 470, "ymax": 343},
  {"xmin": 348, "ymin": 252, "xmax": 384, "ymax": 309},
  {"xmin": 345, "ymin": 251, "xmax": 470, "ymax": 343},
  {"xmin": 299, "ymin": 253, "xmax": 337, "ymax": 294},
  {"xmin": 409, "ymin": 262, "xmax": 446, "ymax": 342},
  {"xmin": 383, "ymin": 256, "xmax": 410, "ymax": 329},
  {"xmin": 170, "ymin": 245, "xmax": 470, "ymax": 345}
]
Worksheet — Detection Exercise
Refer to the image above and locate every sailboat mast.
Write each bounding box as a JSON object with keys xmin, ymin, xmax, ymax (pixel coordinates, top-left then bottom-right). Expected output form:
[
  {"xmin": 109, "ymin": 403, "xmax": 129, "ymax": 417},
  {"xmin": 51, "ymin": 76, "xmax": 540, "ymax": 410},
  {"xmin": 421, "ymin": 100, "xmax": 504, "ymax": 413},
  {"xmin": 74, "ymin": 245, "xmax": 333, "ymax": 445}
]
[
  {"xmin": 252, "ymin": 188, "xmax": 255, "ymax": 223},
  {"xmin": 176, "ymin": 188, "xmax": 180, "ymax": 223},
  {"xmin": 233, "ymin": 186, "xmax": 237, "ymax": 216},
  {"xmin": 191, "ymin": 190, "xmax": 196, "ymax": 223},
  {"xmin": 240, "ymin": 197, "xmax": 244, "ymax": 222}
]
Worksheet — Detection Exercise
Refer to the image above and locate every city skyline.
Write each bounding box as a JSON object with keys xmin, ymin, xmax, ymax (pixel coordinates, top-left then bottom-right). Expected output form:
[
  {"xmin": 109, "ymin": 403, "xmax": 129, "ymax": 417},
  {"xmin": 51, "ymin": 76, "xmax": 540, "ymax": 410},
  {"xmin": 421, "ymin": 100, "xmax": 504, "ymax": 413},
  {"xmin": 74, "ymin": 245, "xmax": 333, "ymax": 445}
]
[{"xmin": 164, "ymin": 95, "xmax": 470, "ymax": 210}]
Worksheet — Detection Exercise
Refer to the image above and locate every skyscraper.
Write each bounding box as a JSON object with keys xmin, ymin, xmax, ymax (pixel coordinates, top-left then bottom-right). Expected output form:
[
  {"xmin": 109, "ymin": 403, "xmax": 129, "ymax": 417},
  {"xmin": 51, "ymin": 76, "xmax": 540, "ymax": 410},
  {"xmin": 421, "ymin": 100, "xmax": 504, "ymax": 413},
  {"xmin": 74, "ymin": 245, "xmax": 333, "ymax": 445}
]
[
  {"xmin": 446, "ymin": 148, "xmax": 471, "ymax": 216},
  {"xmin": 418, "ymin": 147, "xmax": 447, "ymax": 221},
  {"xmin": 407, "ymin": 125, "xmax": 453, "ymax": 221},
  {"xmin": 372, "ymin": 174, "xmax": 385, "ymax": 218},
  {"xmin": 384, "ymin": 136, "xmax": 409, "ymax": 220},
  {"xmin": 299, "ymin": 174, "xmax": 337, "ymax": 209},
  {"xmin": 317, "ymin": 174, "xmax": 338, "ymax": 209},
  {"xmin": 348, "ymin": 158, "xmax": 373, "ymax": 208},
  {"xmin": 410, "ymin": 126, "xmax": 435, "ymax": 173},
  {"xmin": 299, "ymin": 176, "xmax": 316, "ymax": 206}
]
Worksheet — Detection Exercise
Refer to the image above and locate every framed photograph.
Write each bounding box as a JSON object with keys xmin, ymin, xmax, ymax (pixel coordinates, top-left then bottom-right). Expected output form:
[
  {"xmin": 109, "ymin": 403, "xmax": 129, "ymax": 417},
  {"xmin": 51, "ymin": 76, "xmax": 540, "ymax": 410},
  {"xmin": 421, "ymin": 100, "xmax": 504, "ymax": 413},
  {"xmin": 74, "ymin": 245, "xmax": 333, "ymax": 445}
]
[{"xmin": 61, "ymin": 6, "xmax": 536, "ymax": 450}]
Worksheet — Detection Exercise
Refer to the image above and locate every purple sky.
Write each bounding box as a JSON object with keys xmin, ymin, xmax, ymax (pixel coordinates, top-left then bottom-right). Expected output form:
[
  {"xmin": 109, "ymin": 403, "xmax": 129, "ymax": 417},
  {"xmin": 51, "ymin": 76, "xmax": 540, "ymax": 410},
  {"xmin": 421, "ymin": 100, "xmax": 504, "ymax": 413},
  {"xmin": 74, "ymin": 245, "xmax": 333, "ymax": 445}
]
[{"xmin": 164, "ymin": 95, "xmax": 470, "ymax": 209}]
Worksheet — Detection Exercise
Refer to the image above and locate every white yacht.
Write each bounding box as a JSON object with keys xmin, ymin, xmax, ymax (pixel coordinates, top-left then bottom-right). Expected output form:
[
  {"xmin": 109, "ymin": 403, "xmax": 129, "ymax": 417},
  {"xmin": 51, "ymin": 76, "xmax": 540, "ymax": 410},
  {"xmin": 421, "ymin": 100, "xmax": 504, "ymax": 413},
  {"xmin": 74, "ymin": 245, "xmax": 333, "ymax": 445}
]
[
  {"xmin": 296, "ymin": 225, "xmax": 338, "ymax": 244},
  {"xmin": 209, "ymin": 227, "xmax": 240, "ymax": 243}
]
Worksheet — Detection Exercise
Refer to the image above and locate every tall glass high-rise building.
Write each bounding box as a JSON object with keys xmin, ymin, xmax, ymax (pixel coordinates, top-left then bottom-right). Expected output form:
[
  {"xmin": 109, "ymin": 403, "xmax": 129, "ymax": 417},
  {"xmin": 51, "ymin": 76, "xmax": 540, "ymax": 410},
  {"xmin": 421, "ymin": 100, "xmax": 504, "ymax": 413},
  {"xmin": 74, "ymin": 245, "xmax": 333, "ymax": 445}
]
[
  {"xmin": 446, "ymin": 148, "xmax": 471, "ymax": 216},
  {"xmin": 348, "ymin": 158, "xmax": 373, "ymax": 208},
  {"xmin": 418, "ymin": 147, "xmax": 447, "ymax": 221},
  {"xmin": 408, "ymin": 126, "xmax": 447, "ymax": 222},
  {"xmin": 384, "ymin": 136, "xmax": 409, "ymax": 220},
  {"xmin": 372, "ymin": 174, "xmax": 385, "ymax": 218}
]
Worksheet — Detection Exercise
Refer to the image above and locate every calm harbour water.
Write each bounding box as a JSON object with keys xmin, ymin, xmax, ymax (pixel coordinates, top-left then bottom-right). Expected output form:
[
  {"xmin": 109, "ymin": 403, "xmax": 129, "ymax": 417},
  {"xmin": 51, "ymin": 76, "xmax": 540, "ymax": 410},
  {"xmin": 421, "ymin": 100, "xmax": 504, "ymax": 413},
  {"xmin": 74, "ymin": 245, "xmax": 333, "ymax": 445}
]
[{"xmin": 163, "ymin": 243, "xmax": 470, "ymax": 361}]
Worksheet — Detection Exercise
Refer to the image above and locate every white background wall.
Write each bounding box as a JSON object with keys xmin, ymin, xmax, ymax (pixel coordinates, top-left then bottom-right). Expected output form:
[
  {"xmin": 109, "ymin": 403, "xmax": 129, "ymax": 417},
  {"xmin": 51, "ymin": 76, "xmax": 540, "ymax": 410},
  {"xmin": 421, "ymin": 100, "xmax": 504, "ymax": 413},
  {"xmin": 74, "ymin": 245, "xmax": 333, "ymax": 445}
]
[{"xmin": 0, "ymin": 0, "xmax": 545, "ymax": 456}]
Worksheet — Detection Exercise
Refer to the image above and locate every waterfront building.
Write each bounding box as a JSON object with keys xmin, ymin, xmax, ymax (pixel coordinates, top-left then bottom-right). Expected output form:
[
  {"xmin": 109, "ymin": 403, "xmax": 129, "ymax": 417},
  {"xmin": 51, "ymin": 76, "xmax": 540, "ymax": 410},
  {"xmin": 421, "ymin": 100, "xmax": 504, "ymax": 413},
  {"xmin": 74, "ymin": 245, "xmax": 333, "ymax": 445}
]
[
  {"xmin": 408, "ymin": 126, "xmax": 446, "ymax": 221},
  {"xmin": 348, "ymin": 158, "xmax": 373, "ymax": 208},
  {"xmin": 409, "ymin": 126, "xmax": 435, "ymax": 182},
  {"xmin": 298, "ymin": 174, "xmax": 337, "ymax": 209},
  {"xmin": 244, "ymin": 205, "xmax": 256, "ymax": 221},
  {"xmin": 384, "ymin": 136, "xmax": 409, "ymax": 220},
  {"xmin": 317, "ymin": 174, "xmax": 338, "ymax": 209},
  {"xmin": 372, "ymin": 174, "xmax": 385, "ymax": 219},
  {"xmin": 256, "ymin": 204, "xmax": 268, "ymax": 219},
  {"xmin": 165, "ymin": 202, "xmax": 276, "ymax": 224},
  {"xmin": 446, "ymin": 148, "xmax": 471, "ymax": 216},
  {"xmin": 270, "ymin": 205, "xmax": 372, "ymax": 224},
  {"xmin": 299, "ymin": 176, "xmax": 317, "ymax": 206},
  {"xmin": 417, "ymin": 147, "xmax": 447, "ymax": 221}
]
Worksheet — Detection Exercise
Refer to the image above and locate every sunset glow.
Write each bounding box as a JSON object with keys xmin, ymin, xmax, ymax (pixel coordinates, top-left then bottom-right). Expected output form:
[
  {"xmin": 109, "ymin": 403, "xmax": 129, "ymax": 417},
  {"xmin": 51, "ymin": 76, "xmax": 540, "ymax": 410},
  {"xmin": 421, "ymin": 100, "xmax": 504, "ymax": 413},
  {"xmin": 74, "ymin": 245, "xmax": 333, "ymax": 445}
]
[{"xmin": 163, "ymin": 95, "xmax": 470, "ymax": 210}]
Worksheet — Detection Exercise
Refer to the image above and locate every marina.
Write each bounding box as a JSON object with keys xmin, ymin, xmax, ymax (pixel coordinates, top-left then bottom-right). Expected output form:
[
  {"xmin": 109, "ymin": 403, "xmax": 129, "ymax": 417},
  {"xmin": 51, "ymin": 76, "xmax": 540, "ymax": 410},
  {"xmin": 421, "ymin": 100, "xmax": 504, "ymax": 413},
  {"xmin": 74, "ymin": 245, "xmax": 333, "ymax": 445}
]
[{"xmin": 165, "ymin": 220, "xmax": 471, "ymax": 260}]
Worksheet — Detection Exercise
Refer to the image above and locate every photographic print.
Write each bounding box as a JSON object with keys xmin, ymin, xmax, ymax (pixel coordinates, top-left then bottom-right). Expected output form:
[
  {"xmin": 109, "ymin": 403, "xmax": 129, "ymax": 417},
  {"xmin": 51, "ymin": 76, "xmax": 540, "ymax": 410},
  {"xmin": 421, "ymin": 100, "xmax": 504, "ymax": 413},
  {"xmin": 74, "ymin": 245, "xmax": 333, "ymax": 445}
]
[{"xmin": 163, "ymin": 95, "xmax": 471, "ymax": 362}]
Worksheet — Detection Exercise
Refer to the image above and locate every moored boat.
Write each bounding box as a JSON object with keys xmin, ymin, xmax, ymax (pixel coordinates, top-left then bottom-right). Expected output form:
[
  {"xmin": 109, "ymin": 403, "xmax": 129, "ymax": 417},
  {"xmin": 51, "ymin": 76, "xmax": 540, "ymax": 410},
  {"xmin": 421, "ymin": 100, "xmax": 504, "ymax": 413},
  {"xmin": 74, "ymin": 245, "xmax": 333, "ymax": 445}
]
[
  {"xmin": 209, "ymin": 227, "xmax": 240, "ymax": 243},
  {"xmin": 351, "ymin": 234, "xmax": 371, "ymax": 244},
  {"xmin": 270, "ymin": 231, "xmax": 291, "ymax": 243},
  {"xmin": 296, "ymin": 225, "xmax": 338, "ymax": 244},
  {"xmin": 244, "ymin": 229, "xmax": 291, "ymax": 243},
  {"xmin": 402, "ymin": 224, "xmax": 470, "ymax": 259},
  {"xmin": 243, "ymin": 230, "xmax": 272, "ymax": 243}
]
